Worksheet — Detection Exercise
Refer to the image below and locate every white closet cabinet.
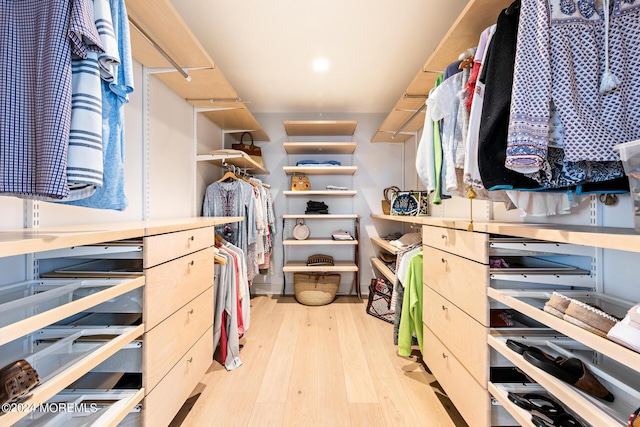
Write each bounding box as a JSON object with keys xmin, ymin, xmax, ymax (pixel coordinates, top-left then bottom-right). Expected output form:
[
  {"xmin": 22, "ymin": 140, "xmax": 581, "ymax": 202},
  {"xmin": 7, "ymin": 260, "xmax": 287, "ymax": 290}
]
[{"xmin": 0, "ymin": 217, "xmax": 241, "ymax": 427}]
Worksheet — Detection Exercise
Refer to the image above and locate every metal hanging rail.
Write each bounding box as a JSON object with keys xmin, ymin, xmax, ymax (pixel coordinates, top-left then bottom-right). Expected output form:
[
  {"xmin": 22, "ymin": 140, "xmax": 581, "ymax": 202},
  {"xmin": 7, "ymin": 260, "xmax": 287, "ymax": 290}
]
[
  {"xmin": 128, "ymin": 17, "xmax": 191, "ymax": 81},
  {"xmin": 392, "ymin": 103, "xmax": 427, "ymax": 138}
]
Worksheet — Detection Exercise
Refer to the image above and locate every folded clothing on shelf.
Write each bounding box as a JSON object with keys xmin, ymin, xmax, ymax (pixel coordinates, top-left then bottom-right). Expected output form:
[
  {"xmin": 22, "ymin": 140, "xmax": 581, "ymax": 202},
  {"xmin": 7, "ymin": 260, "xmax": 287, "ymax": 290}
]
[
  {"xmin": 305, "ymin": 200, "xmax": 329, "ymax": 214},
  {"xmin": 326, "ymin": 185, "xmax": 348, "ymax": 191},
  {"xmin": 389, "ymin": 232, "xmax": 422, "ymax": 248},
  {"xmin": 296, "ymin": 160, "xmax": 341, "ymax": 166},
  {"xmin": 332, "ymin": 230, "xmax": 354, "ymax": 241}
]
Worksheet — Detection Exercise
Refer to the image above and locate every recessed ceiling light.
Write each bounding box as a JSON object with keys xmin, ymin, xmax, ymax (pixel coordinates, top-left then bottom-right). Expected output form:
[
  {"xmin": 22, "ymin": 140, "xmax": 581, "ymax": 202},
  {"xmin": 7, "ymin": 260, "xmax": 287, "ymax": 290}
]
[{"xmin": 313, "ymin": 58, "xmax": 329, "ymax": 72}]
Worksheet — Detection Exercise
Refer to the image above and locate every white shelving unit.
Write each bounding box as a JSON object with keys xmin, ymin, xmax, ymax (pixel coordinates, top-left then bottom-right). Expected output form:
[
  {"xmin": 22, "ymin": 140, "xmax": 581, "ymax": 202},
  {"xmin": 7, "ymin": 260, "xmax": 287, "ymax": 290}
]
[{"xmin": 281, "ymin": 121, "xmax": 361, "ymax": 299}]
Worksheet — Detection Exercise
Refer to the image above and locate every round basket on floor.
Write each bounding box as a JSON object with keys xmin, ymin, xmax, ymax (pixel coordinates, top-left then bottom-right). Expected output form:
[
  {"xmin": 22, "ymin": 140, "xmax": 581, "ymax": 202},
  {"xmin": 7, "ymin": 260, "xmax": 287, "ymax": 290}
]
[{"xmin": 293, "ymin": 272, "xmax": 340, "ymax": 306}]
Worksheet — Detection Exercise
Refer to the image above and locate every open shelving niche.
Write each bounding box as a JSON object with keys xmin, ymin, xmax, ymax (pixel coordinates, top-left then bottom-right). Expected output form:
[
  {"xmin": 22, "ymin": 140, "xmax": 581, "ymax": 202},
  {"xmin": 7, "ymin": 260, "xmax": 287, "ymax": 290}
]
[
  {"xmin": 281, "ymin": 121, "xmax": 361, "ymax": 299},
  {"xmin": 126, "ymin": 0, "xmax": 271, "ymax": 177}
]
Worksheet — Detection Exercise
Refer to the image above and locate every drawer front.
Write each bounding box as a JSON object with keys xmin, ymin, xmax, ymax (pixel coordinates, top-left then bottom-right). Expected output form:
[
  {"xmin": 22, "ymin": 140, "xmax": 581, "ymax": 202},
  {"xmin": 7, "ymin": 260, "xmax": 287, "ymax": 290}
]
[
  {"xmin": 422, "ymin": 225, "xmax": 488, "ymax": 264},
  {"xmin": 423, "ymin": 327, "xmax": 490, "ymax": 427},
  {"xmin": 423, "ymin": 286, "xmax": 488, "ymax": 386},
  {"xmin": 145, "ymin": 247, "xmax": 214, "ymax": 331},
  {"xmin": 144, "ymin": 286, "xmax": 213, "ymax": 392},
  {"xmin": 144, "ymin": 226, "xmax": 214, "ymax": 268},
  {"xmin": 423, "ymin": 246, "xmax": 489, "ymax": 325},
  {"xmin": 143, "ymin": 326, "xmax": 213, "ymax": 427}
]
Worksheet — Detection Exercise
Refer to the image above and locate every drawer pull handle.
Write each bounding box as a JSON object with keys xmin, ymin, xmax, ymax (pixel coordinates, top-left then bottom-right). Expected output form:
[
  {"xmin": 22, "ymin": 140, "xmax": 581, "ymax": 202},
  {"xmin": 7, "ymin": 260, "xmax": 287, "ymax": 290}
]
[
  {"xmin": 441, "ymin": 234, "xmax": 447, "ymax": 239},
  {"xmin": 442, "ymin": 353, "xmax": 448, "ymax": 359},
  {"xmin": 189, "ymin": 260, "xmax": 195, "ymax": 266},
  {"xmin": 187, "ymin": 357, "xmax": 193, "ymax": 363},
  {"xmin": 441, "ymin": 305, "xmax": 448, "ymax": 311},
  {"xmin": 441, "ymin": 258, "xmax": 447, "ymax": 264},
  {"xmin": 187, "ymin": 308, "xmax": 194, "ymax": 314},
  {"xmin": 190, "ymin": 236, "xmax": 194, "ymax": 241}
]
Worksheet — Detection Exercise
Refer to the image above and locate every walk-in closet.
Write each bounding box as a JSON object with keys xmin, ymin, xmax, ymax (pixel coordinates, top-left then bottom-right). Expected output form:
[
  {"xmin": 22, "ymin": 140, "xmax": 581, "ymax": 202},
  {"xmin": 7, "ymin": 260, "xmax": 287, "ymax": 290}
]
[{"xmin": 2, "ymin": 0, "xmax": 640, "ymax": 426}]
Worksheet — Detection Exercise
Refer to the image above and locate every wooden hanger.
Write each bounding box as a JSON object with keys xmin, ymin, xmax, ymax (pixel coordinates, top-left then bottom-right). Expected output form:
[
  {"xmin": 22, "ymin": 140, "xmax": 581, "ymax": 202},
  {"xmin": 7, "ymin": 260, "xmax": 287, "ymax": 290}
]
[
  {"xmin": 217, "ymin": 169, "xmax": 239, "ymax": 183},
  {"xmin": 459, "ymin": 55, "xmax": 474, "ymax": 69}
]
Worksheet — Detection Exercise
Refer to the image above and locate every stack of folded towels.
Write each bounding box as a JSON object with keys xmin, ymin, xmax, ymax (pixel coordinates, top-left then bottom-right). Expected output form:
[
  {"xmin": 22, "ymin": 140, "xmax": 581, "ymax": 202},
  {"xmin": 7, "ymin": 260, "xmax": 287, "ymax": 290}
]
[{"xmin": 305, "ymin": 200, "xmax": 329, "ymax": 214}]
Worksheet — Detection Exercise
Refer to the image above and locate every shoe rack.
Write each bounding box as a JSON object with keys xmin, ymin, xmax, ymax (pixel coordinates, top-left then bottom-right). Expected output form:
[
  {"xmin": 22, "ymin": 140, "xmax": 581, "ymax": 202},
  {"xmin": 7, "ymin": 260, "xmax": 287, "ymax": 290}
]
[{"xmin": 281, "ymin": 120, "xmax": 361, "ymax": 299}]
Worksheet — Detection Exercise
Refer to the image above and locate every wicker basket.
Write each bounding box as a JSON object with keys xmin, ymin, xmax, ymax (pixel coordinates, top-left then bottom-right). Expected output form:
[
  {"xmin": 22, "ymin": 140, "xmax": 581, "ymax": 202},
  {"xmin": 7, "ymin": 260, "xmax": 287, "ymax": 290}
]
[{"xmin": 293, "ymin": 272, "xmax": 340, "ymax": 306}]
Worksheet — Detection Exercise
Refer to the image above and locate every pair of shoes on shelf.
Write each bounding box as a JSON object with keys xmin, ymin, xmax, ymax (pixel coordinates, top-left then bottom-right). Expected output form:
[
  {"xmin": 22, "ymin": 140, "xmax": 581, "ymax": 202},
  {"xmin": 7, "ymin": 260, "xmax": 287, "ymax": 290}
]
[
  {"xmin": 543, "ymin": 292, "xmax": 619, "ymax": 337},
  {"xmin": 0, "ymin": 359, "xmax": 40, "ymax": 408},
  {"xmin": 507, "ymin": 392, "xmax": 583, "ymax": 427},
  {"xmin": 505, "ymin": 339, "xmax": 614, "ymax": 402},
  {"xmin": 607, "ymin": 303, "xmax": 640, "ymax": 353}
]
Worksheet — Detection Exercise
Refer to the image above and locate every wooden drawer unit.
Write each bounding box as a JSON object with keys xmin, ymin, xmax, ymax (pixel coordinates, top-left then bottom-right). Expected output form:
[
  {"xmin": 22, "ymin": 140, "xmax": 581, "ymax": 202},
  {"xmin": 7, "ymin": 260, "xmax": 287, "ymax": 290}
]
[
  {"xmin": 144, "ymin": 287, "xmax": 213, "ymax": 392},
  {"xmin": 144, "ymin": 326, "xmax": 214, "ymax": 427},
  {"xmin": 423, "ymin": 245, "xmax": 489, "ymax": 325},
  {"xmin": 422, "ymin": 225, "xmax": 488, "ymax": 264},
  {"xmin": 423, "ymin": 286, "xmax": 488, "ymax": 386},
  {"xmin": 423, "ymin": 327, "xmax": 490, "ymax": 427},
  {"xmin": 144, "ymin": 247, "xmax": 214, "ymax": 331},
  {"xmin": 144, "ymin": 226, "xmax": 214, "ymax": 268}
]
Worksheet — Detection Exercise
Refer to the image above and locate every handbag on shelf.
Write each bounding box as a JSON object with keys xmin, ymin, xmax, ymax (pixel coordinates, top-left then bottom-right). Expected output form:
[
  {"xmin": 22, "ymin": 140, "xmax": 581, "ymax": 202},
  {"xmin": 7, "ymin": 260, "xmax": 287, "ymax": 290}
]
[
  {"xmin": 291, "ymin": 175, "xmax": 310, "ymax": 191},
  {"xmin": 231, "ymin": 132, "xmax": 264, "ymax": 167},
  {"xmin": 389, "ymin": 190, "xmax": 429, "ymax": 217},
  {"xmin": 293, "ymin": 218, "xmax": 310, "ymax": 240},
  {"xmin": 382, "ymin": 186, "xmax": 400, "ymax": 215},
  {"xmin": 366, "ymin": 278, "xmax": 394, "ymax": 324}
]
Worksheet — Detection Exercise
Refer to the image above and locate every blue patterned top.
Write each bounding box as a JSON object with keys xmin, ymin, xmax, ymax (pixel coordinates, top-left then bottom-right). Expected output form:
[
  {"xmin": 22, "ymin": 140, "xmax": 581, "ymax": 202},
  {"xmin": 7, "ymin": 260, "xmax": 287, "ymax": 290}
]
[{"xmin": 506, "ymin": 0, "xmax": 640, "ymax": 173}]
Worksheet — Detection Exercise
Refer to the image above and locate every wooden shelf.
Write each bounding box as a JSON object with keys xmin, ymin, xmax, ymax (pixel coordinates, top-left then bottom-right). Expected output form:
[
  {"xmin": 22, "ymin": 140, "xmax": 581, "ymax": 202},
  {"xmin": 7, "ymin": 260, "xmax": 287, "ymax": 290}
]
[
  {"xmin": 283, "ymin": 120, "xmax": 357, "ymax": 136},
  {"xmin": 283, "ymin": 190, "xmax": 357, "ymax": 197},
  {"xmin": 197, "ymin": 151, "xmax": 269, "ymax": 175},
  {"xmin": 283, "ymin": 166, "xmax": 357, "ymax": 176},
  {"xmin": 283, "ymin": 261, "xmax": 358, "ymax": 272},
  {"xmin": 371, "ymin": 257, "xmax": 396, "ymax": 283},
  {"xmin": 371, "ymin": 0, "xmax": 514, "ymax": 142},
  {"xmin": 283, "ymin": 142, "xmax": 357, "ymax": 155},
  {"xmin": 282, "ymin": 214, "xmax": 359, "ymax": 219},
  {"xmin": 127, "ymin": 0, "xmax": 269, "ymax": 141},
  {"xmin": 370, "ymin": 237, "xmax": 400, "ymax": 255},
  {"xmin": 283, "ymin": 238, "xmax": 358, "ymax": 246}
]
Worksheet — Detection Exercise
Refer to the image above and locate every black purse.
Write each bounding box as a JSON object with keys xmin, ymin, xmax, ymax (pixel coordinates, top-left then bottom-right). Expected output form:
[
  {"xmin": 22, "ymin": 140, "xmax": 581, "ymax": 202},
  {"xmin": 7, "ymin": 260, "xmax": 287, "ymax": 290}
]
[{"xmin": 366, "ymin": 278, "xmax": 394, "ymax": 323}]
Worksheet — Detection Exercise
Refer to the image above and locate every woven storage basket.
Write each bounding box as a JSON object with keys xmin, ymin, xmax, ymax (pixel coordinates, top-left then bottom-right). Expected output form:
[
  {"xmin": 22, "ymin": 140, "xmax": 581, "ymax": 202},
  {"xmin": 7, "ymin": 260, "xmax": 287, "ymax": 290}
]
[{"xmin": 294, "ymin": 272, "xmax": 340, "ymax": 306}]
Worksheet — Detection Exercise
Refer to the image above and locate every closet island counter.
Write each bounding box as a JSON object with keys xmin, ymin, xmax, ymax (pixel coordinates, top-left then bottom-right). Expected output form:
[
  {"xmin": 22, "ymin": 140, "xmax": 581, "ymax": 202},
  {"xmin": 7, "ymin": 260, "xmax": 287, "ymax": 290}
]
[
  {"xmin": 0, "ymin": 216, "xmax": 242, "ymax": 426},
  {"xmin": 372, "ymin": 213, "xmax": 640, "ymax": 427}
]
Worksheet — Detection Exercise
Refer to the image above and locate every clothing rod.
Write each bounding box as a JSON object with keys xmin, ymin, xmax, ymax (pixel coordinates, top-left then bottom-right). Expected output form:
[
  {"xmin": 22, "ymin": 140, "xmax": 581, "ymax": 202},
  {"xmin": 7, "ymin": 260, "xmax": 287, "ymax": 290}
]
[
  {"xmin": 403, "ymin": 93, "xmax": 429, "ymax": 99},
  {"xmin": 392, "ymin": 103, "xmax": 427, "ymax": 138},
  {"xmin": 128, "ymin": 17, "xmax": 191, "ymax": 81},
  {"xmin": 187, "ymin": 97, "xmax": 244, "ymax": 103}
]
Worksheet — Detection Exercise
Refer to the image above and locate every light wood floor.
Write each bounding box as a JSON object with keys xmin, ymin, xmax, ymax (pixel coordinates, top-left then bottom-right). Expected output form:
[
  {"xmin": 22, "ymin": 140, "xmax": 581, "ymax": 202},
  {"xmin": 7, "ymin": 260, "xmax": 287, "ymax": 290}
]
[{"xmin": 170, "ymin": 295, "xmax": 468, "ymax": 427}]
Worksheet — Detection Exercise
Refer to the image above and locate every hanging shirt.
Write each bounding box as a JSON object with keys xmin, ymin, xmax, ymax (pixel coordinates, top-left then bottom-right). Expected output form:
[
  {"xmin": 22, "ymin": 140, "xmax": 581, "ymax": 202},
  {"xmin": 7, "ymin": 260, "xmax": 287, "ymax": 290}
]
[
  {"xmin": 203, "ymin": 179, "xmax": 257, "ymax": 255},
  {"xmin": 65, "ymin": 0, "xmax": 135, "ymax": 210},
  {"xmin": 0, "ymin": 0, "xmax": 103, "ymax": 199},
  {"xmin": 506, "ymin": 0, "xmax": 640, "ymax": 172},
  {"xmin": 398, "ymin": 253, "xmax": 424, "ymax": 357}
]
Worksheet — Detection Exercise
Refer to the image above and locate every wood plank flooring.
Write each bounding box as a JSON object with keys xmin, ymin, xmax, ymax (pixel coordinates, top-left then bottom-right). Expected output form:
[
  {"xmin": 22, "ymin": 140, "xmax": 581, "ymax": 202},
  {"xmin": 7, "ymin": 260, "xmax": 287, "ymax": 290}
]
[{"xmin": 170, "ymin": 295, "xmax": 468, "ymax": 427}]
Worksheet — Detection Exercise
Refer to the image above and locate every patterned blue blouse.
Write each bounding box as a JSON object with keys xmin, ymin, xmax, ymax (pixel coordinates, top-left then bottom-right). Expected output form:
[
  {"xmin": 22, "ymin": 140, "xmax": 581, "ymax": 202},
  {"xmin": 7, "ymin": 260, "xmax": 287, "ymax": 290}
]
[{"xmin": 506, "ymin": 0, "xmax": 640, "ymax": 174}]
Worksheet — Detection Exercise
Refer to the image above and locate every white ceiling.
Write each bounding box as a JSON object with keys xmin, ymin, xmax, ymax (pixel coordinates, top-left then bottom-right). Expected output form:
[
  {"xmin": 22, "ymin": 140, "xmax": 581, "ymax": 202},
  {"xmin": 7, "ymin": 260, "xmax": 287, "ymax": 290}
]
[{"xmin": 170, "ymin": 0, "xmax": 469, "ymax": 114}]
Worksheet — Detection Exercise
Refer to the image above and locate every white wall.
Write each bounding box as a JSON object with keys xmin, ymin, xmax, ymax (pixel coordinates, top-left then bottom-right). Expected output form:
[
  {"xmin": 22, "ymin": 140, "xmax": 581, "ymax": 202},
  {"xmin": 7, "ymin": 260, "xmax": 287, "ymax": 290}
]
[{"xmin": 248, "ymin": 112, "xmax": 405, "ymax": 295}]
